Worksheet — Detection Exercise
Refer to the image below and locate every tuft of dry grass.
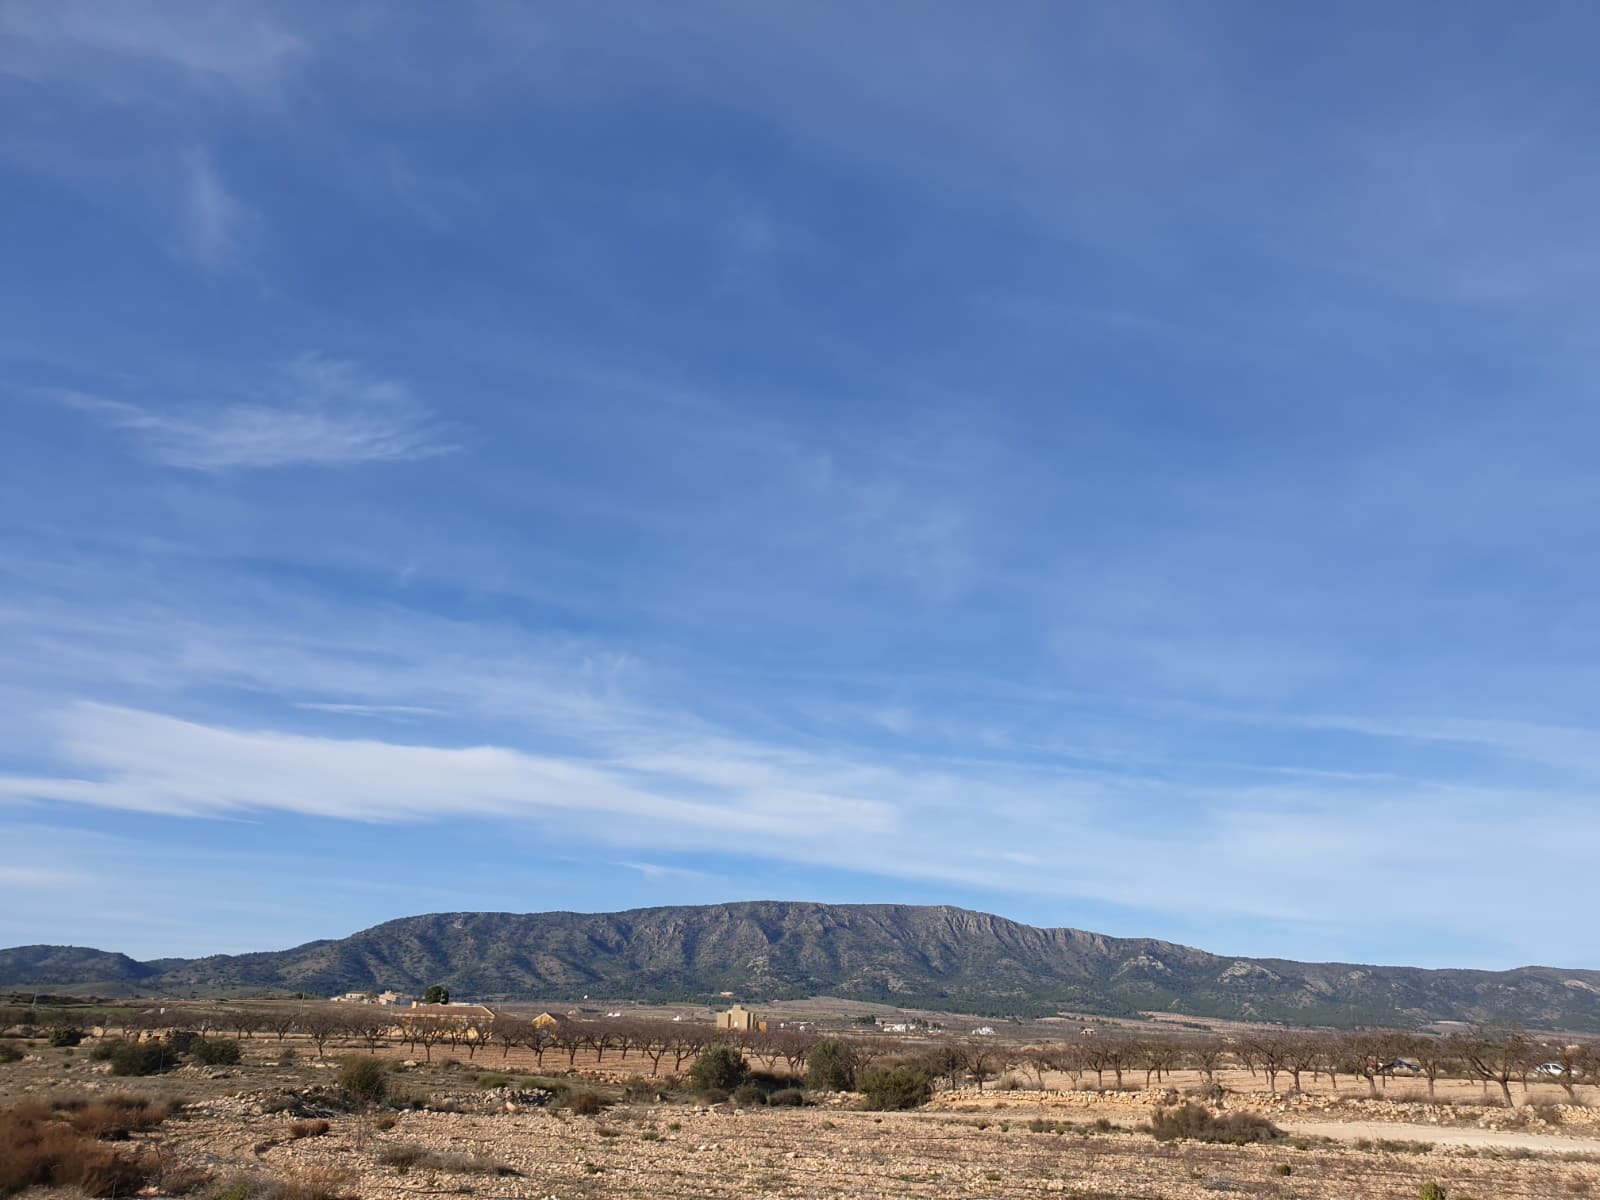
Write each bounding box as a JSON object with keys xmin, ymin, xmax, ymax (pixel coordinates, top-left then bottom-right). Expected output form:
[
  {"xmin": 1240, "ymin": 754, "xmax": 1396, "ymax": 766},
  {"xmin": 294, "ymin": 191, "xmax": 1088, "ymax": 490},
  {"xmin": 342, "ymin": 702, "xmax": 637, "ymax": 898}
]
[
  {"xmin": 1149, "ymin": 1103, "xmax": 1282, "ymax": 1145},
  {"xmin": 205, "ymin": 1166, "xmax": 357, "ymax": 1200},
  {"xmin": 377, "ymin": 1142, "xmax": 520, "ymax": 1176},
  {"xmin": 273, "ymin": 1166, "xmax": 356, "ymax": 1200},
  {"xmin": 288, "ymin": 1119, "xmax": 330, "ymax": 1140},
  {"xmin": 565, "ymin": 1089, "xmax": 608, "ymax": 1116},
  {"xmin": 61, "ymin": 1094, "xmax": 177, "ymax": 1139},
  {"xmin": 0, "ymin": 1101, "xmax": 161, "ymax": 1198},
  {"xmin": 159, "ymin": 1162, "xmax": 215, "ymax": 1196}
]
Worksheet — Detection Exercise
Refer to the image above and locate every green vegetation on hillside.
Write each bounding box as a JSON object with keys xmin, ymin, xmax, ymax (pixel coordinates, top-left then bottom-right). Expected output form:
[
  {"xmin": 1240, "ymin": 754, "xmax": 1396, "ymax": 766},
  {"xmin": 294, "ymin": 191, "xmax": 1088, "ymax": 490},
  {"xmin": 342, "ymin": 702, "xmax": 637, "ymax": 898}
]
[{"xmin": 3, "ymin": 902, "xmax": 1599, "ymax": 1029}]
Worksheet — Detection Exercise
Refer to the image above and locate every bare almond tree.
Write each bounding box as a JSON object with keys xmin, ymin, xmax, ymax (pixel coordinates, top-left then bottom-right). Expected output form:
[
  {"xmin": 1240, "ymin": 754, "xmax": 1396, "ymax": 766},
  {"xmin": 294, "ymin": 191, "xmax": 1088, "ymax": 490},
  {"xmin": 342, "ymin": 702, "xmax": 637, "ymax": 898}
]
[
  {"xmin": 1537, "ymin": 1041, "xmax": 1588, "ymax": 1103},
  {"xmin": 1339, "ymin": 1031, "xmax": 1394, "ymax": 1098},
  {"xmin": 1240, "ymin": 1032, "xmax": 1291, "ymax": 1094},
  {"xmin": 1282, "ymin": 1034, "xmax": 1322, "ymax": 1092},
  {"xmin": 346, "ymin": 1010, "xmax": 391, "ymax": 1053},
  {"xmin": 490, "ymin": 1012, "xmax": 529, "ymax": 1062},
  {"xmin": 262, "ymin": 1009, "xmax": 299, "ymax": 1044},
  {"xmin": 1452, "ymin": 1030, "xmax": 1532, "ymax": 1108},
  {"xmin": 1185, "ymin": 1039, "xmax": 1224, "ymax": 1086},
  {"xmin": 298, "ymin": 1007, "xmax": 346, "ymax": 1059}
]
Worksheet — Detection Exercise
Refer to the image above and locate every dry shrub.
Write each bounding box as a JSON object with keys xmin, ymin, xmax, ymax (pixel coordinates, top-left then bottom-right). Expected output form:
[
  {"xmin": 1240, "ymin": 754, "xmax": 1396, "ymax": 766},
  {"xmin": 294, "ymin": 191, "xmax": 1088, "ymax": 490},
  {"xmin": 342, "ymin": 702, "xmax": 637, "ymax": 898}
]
[
  {"xmin": 64, "ymin": 1144, "xmax": 159, "ymax": 1198},
  {"xmin": 620, "ymin": 1074, "xmax": 661, "ymax": 1101},
  {"xmin": 335, "ymin": 1056, "xmax": 388, "ymax": 1104},
  {"xmin": 0, "ymin": 1103, "xmax": 159, "ymax": 1198},
  {"xmin": 288, "ymin": 1119, "xmax": 330, "ymax": 1140},
  {"xmin": 63, "ymin": 1095, "xmax": 176, "ymax": 1139},
  {"xmin": 565, "ymin": 1090, "xmax": 608, "ymax": 1116},
  {"xmin": 209, "ymin": 1167, "xmax": 355, "ymax": 1200},
  {"xmin": 271, "ymin": 1166, "xmax": 355, "ymax": 1200},
  {"xmin": 376, "ymin": 1143, "xmax": 427, "ymax": 1169},
  {"xmin": 160, "ymin": 1162, "xmax": 214, "ymax": 1195},
  {"xmin": 1149, "ymin": 1103, "xmax": 1282, "ymax": 1145},
  {"xmin": 377, "ymin": 1143, "xmax": 518, "ymax": 1176}
]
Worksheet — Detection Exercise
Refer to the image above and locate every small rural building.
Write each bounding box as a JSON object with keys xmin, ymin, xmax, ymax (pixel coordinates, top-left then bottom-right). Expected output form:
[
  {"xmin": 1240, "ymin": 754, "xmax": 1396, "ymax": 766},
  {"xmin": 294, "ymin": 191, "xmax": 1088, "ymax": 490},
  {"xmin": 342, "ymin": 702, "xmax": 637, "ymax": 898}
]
[
  {"xmin": 531, "ymin": 1012, "xmax": 562, "ymax": 1030},
  {"xmin": 715, "ymin": 1004, "xmax": 758, "ymax": 1032}
]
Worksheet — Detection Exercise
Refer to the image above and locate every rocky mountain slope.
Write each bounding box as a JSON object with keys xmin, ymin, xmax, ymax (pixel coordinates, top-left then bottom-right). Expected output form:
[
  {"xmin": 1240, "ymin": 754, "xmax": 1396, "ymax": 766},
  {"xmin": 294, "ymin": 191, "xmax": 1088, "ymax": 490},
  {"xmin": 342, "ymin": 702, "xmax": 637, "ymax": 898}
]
[{"xmin": 6, "ymin": 902, "xmax": 1599, "ymax": 1028}]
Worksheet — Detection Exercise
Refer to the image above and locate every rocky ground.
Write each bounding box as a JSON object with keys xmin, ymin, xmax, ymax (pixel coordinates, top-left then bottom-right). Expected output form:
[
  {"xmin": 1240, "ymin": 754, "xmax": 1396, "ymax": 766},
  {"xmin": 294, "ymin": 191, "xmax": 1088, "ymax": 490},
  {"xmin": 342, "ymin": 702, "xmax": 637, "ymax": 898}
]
[
  {"xmin": 159, "ymin": 1101, "xmax": 1600, "ymax": 1200},
  {"xmin": 5, "ymin": 1041, "xmax": 1598, "ymax": 1199}
]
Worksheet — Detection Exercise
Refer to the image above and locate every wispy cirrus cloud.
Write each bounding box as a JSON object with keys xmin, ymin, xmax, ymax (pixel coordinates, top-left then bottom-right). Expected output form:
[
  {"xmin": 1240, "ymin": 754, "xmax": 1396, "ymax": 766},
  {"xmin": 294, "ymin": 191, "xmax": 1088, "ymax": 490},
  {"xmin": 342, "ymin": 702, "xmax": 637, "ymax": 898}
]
[
  {"xmin": 0, "ymin": 702, "xmax": 895, "ymax": 843},
  {"xmin": 294, "ymin": 702, "xmax": 446, "ymax": 719},
  {"xmin": 174, "ymin": 149, "xmax": 255, "ymax": 272},
  {"xmin": 0, "ymin": 0, "xmax": 304, "ymax": 95},
  {"xmin": 2, "ymin": 696, "xmax": 1594, "ymax": 966},
  {"xmin": 62, "ymin": 354, "xmax": 453, "ymax": 470}
]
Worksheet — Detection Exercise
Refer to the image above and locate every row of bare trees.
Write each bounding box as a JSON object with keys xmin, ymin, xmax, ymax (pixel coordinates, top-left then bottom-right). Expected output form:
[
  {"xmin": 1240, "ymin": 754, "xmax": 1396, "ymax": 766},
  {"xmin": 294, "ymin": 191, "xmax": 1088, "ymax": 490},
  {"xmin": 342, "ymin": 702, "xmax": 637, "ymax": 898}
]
[
  {"xmin": 1012, "ymin": 1029, "xmax": 1597, "ymax": 1105},
  {"xmin": 7, "ymin": 1003, "xmax": 1594, "ymax": 1106}
]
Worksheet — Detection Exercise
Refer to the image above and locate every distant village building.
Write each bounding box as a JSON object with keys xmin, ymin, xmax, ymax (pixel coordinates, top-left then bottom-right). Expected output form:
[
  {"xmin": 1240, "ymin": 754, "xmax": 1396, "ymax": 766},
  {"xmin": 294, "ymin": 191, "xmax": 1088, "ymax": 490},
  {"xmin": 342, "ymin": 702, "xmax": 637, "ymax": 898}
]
[
  {"xmin": 970, "ymin": 1025, "xmax": 997, "ymax": 1037},
  {"xmin": 716, "ymin": 1004, "xmax": 761, "ymax": 1032},
  {"xmin": 531, "ymin": 1012, "xmax": 562, "ymax": 1030},
  {"xmin": 331, "ymin": 990, "xmax": 414, "ymax": 1006}
]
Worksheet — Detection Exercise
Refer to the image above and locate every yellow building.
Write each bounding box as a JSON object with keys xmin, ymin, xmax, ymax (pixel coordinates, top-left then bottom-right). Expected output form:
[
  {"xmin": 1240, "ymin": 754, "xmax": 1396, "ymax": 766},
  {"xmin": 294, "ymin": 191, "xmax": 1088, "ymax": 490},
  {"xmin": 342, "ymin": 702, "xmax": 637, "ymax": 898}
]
[{"xmin": 715, "ymin": 1004, "xmax": 757, "ymax": 1031}]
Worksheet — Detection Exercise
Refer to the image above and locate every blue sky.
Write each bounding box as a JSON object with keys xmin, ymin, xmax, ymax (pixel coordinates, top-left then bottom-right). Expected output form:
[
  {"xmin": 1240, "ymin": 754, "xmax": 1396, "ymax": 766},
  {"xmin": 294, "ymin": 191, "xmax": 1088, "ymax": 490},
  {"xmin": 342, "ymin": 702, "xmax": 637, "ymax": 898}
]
[{"xmin": 3, "ymin": 3, "xmax": 1598, "ymax": 972}]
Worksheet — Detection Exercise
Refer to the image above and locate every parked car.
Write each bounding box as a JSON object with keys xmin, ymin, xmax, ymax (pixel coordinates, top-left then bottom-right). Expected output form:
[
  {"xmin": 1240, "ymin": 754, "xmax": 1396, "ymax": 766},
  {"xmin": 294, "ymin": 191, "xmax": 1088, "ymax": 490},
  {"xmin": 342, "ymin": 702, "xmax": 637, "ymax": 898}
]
[{"xmin": 1535, "ymin": 1062, "xmax": 1583, "ymax": 1078}]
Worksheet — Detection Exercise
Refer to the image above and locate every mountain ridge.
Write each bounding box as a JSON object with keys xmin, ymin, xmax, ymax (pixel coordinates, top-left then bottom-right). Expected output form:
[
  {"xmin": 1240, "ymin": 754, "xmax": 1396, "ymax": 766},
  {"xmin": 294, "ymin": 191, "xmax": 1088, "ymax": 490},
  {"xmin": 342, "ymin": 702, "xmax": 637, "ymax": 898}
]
[{"xmin": 6, "ymin": 901, "xmax": 1599, "ymax": 1029}]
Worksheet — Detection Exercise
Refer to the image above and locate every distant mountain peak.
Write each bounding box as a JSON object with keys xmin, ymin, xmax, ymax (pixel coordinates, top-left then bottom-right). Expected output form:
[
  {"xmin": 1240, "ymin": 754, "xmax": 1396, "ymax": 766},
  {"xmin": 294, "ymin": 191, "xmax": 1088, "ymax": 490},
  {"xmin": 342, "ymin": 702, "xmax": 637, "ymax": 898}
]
[{"xmin": 5, "ymin": 902, "xmax": 1598, "ymax": 1030}]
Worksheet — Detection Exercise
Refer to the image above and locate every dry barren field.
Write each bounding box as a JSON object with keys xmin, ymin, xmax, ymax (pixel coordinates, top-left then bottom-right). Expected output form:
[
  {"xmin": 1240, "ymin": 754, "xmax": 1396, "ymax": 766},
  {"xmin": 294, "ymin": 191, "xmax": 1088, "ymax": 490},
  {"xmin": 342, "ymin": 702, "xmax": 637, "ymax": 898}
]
[{"xmin": 5, "ymin": 1033, "xmax": 1600, "ymax": 1200}]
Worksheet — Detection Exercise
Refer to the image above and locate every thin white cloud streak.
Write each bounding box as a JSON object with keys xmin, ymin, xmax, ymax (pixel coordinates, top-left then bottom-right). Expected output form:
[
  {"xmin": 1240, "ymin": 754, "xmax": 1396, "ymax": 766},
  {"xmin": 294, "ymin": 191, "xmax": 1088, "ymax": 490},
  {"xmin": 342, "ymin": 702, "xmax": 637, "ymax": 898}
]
[
  {"xmin": 175, "ymin": 150, "xmax": 253, "ymax": 271},
  {"xmin": 0, "ymin": 703, "xmax": 894, "ymax": 842},
  {"xmin": 60, "ymin": 355, "xmax": 452, "ymax": 470},
  {"xmin": 4, "ymin": 696, "xmax": 1597, "ymax": 964},
  {"xmin": 615, "ymin": 860, "xmax": 711, "ymax": 882},
  {"xmin": 1295, "ymin": 712, "xmax": 1600, "ymax": 778},
  {"xmin": 295, "ymin": 703, "xmax": 446, "ymax": 718},
  {"xmin": 0, "ymin": 0, "xmax": 304, "ymax": 94},
  {"xmin": 1, "ymin": 544, "xmax": 1596, "ymax": 961}
]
